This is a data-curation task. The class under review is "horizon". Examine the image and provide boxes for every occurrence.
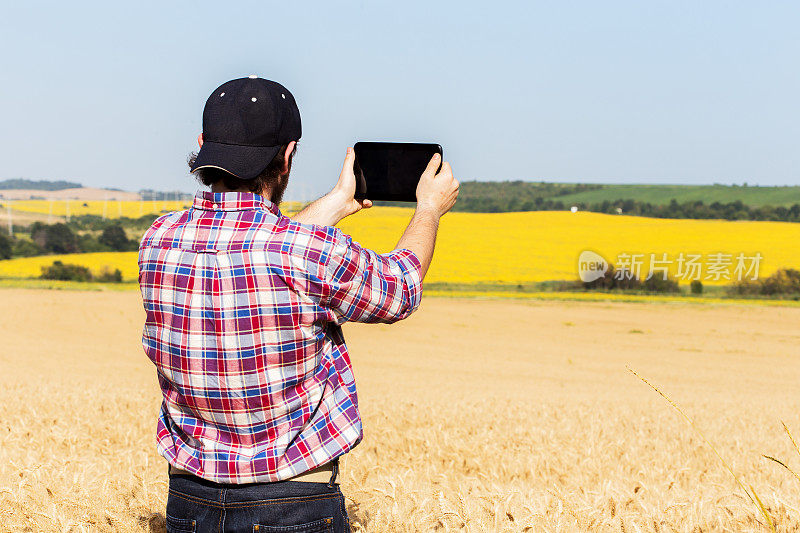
[6,177,800,198]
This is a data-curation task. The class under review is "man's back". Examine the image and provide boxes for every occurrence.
[144,76,457,531]
[138,190,423,483]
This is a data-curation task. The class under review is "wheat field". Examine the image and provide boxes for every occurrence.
[1,288,799,532]
[3,207,800,285]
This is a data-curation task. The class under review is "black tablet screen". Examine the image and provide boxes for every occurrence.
[353,142,442,202]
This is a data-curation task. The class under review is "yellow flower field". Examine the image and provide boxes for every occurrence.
[0,207,798,285]
[338,207,800,285]
[7,200,189,218]
[0,252,140,281]
[3,199,304,219]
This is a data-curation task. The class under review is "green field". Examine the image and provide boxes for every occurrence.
[552,184,800,207]
[438,181,800,214]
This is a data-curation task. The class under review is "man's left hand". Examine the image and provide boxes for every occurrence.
[291,147,372,226]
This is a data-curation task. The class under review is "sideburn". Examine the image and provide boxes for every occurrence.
[269,171,290,205]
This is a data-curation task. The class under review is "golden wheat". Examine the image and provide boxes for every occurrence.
[1,289,799,531]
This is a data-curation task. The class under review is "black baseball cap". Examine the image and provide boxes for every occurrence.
[190,76,302,180]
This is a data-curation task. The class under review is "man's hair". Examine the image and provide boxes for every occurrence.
[188,144,297,193]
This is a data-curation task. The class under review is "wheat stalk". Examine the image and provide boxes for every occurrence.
[627,366,775,532]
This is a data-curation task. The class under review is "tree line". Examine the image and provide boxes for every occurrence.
[576,198,800,222]
[0,214,157,260]
[375,181,800,221]
[405,194,800,222]
[0,178,82,190]
[571,264,800,298]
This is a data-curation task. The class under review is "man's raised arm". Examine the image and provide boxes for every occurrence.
[394,153,459,281]
[313,151,459,325]
[291,148,372,227]
[292,148,459,282]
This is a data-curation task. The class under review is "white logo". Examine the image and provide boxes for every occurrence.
[578,250,608,282]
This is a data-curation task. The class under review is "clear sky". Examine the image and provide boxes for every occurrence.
[1,1,799,199]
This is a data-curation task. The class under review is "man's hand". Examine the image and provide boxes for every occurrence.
[291,147,372,226]
[415,153,459,218]
[329,147,373,218]
[394,154,459,280]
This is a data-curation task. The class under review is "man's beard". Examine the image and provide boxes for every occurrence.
[269,173,289,205]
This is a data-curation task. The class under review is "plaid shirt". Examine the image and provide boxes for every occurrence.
[138,190,423,483]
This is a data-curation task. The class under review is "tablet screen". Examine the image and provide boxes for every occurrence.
[354,142,442,202]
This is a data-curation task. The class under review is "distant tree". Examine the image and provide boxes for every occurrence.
[582,264,642,291]
[40,260,93,281]
[0,232,11,260]
[31,223,78,254]
[96,267,123,282]
[12,238,43,257]
[760,268,800,296]
[728,268,800,297]
[99,224,130,251]
[690,280,703,295]
[667,199,681,217]
[76,233,106,253]
[643,275,679,293]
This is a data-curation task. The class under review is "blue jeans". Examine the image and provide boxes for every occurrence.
[165,461,351,533]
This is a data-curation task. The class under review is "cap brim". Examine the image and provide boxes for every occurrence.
[190,140,281,180]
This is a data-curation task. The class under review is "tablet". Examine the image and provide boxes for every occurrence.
[353,142,443,202]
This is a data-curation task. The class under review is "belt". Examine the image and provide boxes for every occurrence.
[168,458,339,485]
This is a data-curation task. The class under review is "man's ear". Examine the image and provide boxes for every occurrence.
[198,133,204,148]
[282,141,296,173]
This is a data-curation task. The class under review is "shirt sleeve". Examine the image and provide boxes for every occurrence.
[319,226,424,325]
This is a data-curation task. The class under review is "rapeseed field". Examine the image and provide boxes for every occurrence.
[7,200,189,218]
[0,252,140,281]
[1,207,798,285]
[339,208,799,286]
[4,199,305,219]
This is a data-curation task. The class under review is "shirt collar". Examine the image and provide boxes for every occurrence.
[192,190,282,216]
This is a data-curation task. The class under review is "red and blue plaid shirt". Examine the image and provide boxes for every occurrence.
[138,190,423,483]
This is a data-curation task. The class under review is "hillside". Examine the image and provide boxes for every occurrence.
[6,179,800,217]
[0,188,141,201]
[553,183,800,207]
[371,181,800,220]
[0,179,82,190]
[451,181,800,208]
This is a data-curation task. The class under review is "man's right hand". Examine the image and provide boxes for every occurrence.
[415,154,459,217]
[393,154,459,281]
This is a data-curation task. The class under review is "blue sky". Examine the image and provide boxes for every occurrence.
[1,1,799,199]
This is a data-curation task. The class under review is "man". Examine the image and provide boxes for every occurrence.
[137,76,459,532]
